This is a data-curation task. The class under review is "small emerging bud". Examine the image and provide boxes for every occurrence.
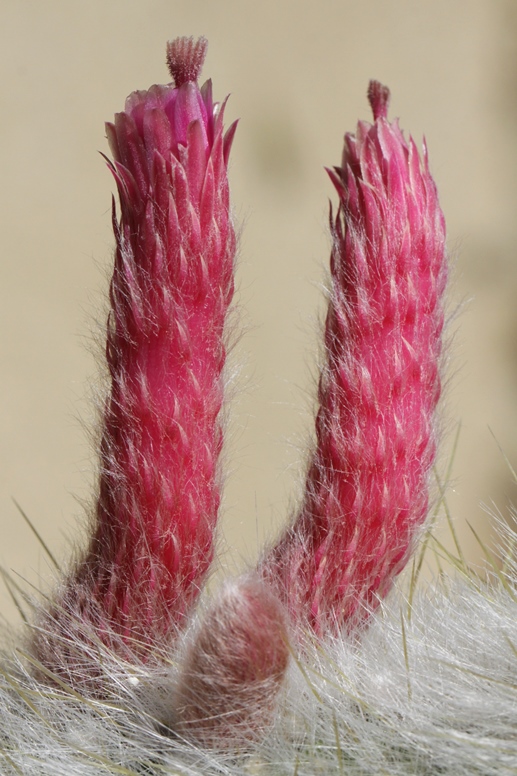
[170,578,289,749]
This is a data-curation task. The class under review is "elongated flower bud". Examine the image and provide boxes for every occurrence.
[261,81,447,634]
[37,37,237,660]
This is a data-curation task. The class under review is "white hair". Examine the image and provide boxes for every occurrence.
[1,514,516,775]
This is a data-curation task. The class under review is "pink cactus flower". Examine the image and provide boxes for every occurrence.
[35,37,237,662]
[260,81,447,634]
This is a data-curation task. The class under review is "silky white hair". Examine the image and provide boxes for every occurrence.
[1,513,517,775]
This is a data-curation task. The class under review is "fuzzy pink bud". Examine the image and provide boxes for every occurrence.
[261,81,447,634]
[36,37,238,663]
[170,578,289,749]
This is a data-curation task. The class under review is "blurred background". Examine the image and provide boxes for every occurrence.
[1,0,517,624]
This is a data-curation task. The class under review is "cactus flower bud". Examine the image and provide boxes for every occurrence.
[171,578,289,749]
[36,37,237,664]
[261,81,447,634]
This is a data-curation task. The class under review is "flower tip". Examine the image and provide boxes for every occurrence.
[367,79,391,121]
[166,35,208,87]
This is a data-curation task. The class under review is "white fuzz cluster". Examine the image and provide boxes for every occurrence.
[1,523,517,775]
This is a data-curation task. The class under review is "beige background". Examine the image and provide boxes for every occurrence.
[1,0,517,625]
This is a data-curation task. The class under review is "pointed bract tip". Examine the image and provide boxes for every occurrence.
[367,80,391,121]
[166,36,208,87]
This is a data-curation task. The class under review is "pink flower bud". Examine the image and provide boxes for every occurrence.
[170,578,289,749]
[261,81,447,634]
[36,37,238,663]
